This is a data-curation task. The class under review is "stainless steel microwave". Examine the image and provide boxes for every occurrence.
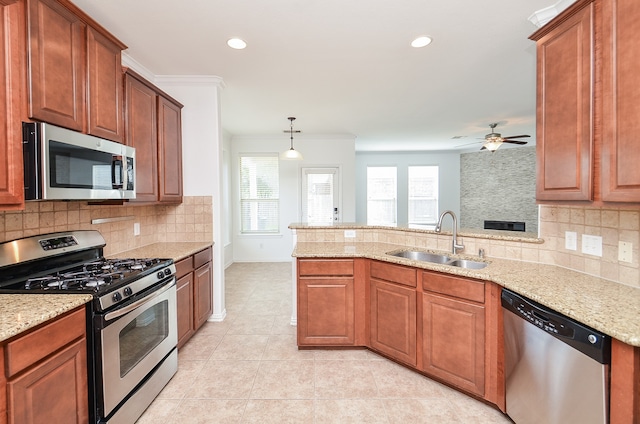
[23,122,136,201]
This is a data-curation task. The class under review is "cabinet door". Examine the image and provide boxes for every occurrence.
[194,261,212,329]
[176,272,195,349]
[157,95,183,203]
[0,0,24,209]
[533,1,594,201]
[298,278,355,345]
[422,292,485,396]
[370,278,417,366]
[600,0,640,202]
[87,26,123,142]
[124,73,158,202]
[27,0,85,131]
[7,338,88,424]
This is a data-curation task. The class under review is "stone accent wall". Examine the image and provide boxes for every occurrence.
[460,146,537,233]
[0,196,213,256]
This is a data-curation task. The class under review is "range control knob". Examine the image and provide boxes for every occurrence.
[164,268,171,276]
[112,292,122,302]
[123,286,133,297]
[157,271,165,279]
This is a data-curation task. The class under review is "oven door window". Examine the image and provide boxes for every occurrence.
[119,300,169,377]
[49,140,116,189]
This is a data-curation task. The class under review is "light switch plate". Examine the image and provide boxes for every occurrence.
[618,241,633,263]
[133,222,140,236]
[582,234,602,257]
[565,231,577,251]
[344,230,356,238]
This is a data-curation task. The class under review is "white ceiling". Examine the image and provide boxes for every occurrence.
[72,0,561,152]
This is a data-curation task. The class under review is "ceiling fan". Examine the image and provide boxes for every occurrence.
[457,123,530,152]
[480,123,530,152]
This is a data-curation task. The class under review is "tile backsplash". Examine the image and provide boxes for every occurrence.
[0,196,213,256]
[295,204,640,288]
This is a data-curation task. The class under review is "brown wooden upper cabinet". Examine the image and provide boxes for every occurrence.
[532,0,640,203]
[0,0,25,210]
[26,0,126,142]
[599,0,640,202]
[124,69,183,204]
[531,0,594,202]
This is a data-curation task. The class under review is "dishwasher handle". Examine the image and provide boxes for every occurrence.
[501,288,611,364]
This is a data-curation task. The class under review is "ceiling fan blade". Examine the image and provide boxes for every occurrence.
[503,140,528,145]
[502,134,530,140]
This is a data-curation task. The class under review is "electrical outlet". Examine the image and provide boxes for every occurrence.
[565,231,577,251]
[133,222,140,236]
[619,241,633,263]
[582,234,602,257]
[344,230,356,238]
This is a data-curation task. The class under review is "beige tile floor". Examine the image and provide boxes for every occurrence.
[137,262,513,423]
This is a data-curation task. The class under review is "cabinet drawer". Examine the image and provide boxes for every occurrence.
[175,256,193,278]
[194,246,212,268]
[422,271,484,303]
[298,259,354,277]
[370,260,417,288]
[5,307,86,377]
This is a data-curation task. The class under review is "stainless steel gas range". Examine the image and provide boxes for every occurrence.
[0,230,178,424]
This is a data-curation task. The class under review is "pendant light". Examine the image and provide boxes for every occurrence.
[281,117,303,160]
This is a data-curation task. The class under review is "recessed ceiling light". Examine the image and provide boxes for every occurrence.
[411,36,433,48]
[227,38,247,49]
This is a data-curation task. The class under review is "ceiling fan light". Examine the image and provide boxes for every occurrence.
[411,36,433,48]
[483,140,503,152]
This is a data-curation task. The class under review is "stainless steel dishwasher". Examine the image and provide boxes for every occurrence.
[501,289,610,424]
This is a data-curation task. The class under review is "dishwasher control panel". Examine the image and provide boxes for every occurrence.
[510,297,574,337]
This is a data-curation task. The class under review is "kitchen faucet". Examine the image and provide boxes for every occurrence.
[435,210,464,254]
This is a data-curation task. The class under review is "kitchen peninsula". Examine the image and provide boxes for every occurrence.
[290,223,640,423]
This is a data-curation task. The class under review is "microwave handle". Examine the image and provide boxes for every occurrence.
[111,156,123,189]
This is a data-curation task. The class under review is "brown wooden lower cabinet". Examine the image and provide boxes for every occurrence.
[3,307,88,424]
[175,246,213,349]
[176,271,195,348]
[297,258,356,346]
[421,291,485,395]
[368,260,417,365]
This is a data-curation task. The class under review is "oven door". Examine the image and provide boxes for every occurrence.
[97,278,177,418]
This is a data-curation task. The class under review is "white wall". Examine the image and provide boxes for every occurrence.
[154,74,227,322]
[231,134,356,262]
[355,151,461,227]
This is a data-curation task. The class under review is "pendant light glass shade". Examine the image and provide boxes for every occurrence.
[281,117,303,160]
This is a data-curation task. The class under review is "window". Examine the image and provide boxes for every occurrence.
[367,166,397,225]
[240,155,279,233]
[408,166,439,225]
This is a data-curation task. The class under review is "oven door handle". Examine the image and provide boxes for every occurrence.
[104,278,175,322]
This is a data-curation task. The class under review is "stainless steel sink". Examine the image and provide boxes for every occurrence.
[386,250,488,269]
[447,259,488,269]
[387,250,451,263]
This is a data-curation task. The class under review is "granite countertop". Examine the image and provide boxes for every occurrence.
[109,242,213,261]
[0,294,93,343]
[293,241,640,347]
[0,241,212,344]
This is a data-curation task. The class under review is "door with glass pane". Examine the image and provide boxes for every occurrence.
[301,168,340,224]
